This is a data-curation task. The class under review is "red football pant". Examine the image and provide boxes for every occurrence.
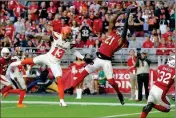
[72,69,89,88]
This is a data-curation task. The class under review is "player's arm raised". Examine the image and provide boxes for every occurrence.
[108,11,124,33]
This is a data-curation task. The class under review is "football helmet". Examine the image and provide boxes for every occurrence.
[167,54,175,68]
[1,48,11,59]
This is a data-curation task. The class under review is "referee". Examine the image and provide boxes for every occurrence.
[135,51,151,101]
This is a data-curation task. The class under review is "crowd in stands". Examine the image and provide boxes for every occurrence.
[0,1,175,52]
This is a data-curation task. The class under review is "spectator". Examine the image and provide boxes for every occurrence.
[74,37,84,48]
[162,27,173,42]
[128,35,141,48]
[127,49,138,100]
[102,14,109,33]
[37,40,49,54]
[47,2,57,15]
[85,35,95,48]
[14,17,25,34]
[71,20,79,40]
[79,20,92,43]
[156,38,167,66]
[92,13,103,34]
[13,2,26,18]
[89,1,100,15]
[14,33,22,47]
[142,36,154,48]
[4,20,15,44]
[61,11,70,25]
[39,2,47,19]
[28,2,39,21]
[69,57,86,99]
[134,12,144,37]
[135,51,151,101]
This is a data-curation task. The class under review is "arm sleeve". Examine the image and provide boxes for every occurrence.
[71,49,84,60]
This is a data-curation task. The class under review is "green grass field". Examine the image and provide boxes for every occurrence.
[1,94,175,118]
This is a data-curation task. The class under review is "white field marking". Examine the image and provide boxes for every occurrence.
[100,110,175,118]
[1,101,175,107]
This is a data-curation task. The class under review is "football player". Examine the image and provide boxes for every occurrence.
[65,8,134,105]
[11,26,94,107]
[140,54,175,118]
[0,48,26,108]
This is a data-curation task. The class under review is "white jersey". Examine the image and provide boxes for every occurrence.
[47,32,71,63]
[6,59,23,80]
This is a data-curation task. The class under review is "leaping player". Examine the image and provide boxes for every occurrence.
[140,54,175,118]
[65,8,133,105]
[11,26,94,107]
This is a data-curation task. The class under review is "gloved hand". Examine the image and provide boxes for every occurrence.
[83,57,94,65]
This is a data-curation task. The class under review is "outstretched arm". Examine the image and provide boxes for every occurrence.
[108,11,125,33]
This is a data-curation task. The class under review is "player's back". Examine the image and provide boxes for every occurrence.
[155,64,175,92]
[99,31,121,58]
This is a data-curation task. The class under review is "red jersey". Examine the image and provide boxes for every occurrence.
[69,62,86,74]
[156,43,167,55]
[0,57,11,75]
[85,39,95,48]
[127,56,137,73]
[155,65,175,93]
[47,7,56,14]
[29,3,38,21]
[13,4,25,17]
[142,40,154,48]
[51,20,61,33]
[5,25,15,40]
[99,31,121,57]
[8,0,17,10]
[93,18,103,34]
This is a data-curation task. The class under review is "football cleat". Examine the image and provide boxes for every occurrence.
[117,93,125,105]
[142,102,154,113]
[17,104,26,108]
[60,100,67,107]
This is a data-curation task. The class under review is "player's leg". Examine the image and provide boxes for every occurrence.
[154,88,171,112]
[102,60,125,105]
[0,75,13,94]
[66,58,101,95]
[137,74,143,101]
[143,74,149,100]
[15,77,27,108]
[49,63,66,107]
[140,87,155,118]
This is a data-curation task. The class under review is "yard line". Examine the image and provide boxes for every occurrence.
[1,101,175,107]
[100,110,175,118]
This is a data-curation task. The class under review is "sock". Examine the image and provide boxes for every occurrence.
[140,111,149,118]
[108,79,120,94]
[78,89,82,99]
[76,89,79,98]
[72,70,89,88]
[21,58,34,65]
[153,104,170,112]
[135,90,138,100]
[1,86,12,94]
[57,78,64,99]
[18,90,26,104]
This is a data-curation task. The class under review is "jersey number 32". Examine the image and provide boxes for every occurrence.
[157,70,172,84]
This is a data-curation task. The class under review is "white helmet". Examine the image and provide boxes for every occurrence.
[167,55,175,68]
[1,48,11,59]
